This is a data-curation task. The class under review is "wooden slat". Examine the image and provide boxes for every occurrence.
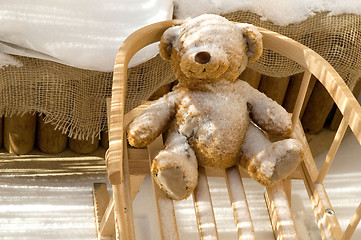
[290,71,312,126]
[265,182,299,240]
[316,117,348,183]
[193,166,219,240]
[291,120,319,182]
[93,183,115,239]
[99,199,115,238]
[112,135,136,240]
[112,184,130,240]
[341,203,361,240]
[330,80,361,131]
[225,166,256,240]
[147,136,179,240]
[301,162,343,240]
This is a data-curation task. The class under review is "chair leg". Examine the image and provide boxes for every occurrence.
[93,175,143,240]
[93,183,115,240]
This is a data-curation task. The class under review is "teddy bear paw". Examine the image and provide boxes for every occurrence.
[155,166,188,200]
[151,151,198,200]
[246,139,303,186]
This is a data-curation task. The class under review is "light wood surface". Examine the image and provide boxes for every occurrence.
[193,167,219,240]
[265,182,299,240]
[225,166,256,239]
[101,20,361,240]
[93,183,115,239]
[340,203,361,240]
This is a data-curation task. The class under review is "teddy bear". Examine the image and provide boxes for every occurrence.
[127,14,303,200]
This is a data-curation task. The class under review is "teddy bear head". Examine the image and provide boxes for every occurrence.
[159,14,263,88]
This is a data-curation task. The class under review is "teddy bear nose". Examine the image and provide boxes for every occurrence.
[195,51,211,64]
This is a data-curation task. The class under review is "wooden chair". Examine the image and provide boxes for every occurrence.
[93,19,361,240]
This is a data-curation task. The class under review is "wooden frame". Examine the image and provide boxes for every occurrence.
[93,19,361,240]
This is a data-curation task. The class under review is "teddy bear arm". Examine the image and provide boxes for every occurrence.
[127,94,176,148]
[245,85,292,137]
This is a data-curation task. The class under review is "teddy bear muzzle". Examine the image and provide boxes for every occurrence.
[180,49,229,79]
[194,51,211,64]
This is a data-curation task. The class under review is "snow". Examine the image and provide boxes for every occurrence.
[2,1,361,70]
[0,52,22,68]
[0,0,173,71]
[174,0,361,26]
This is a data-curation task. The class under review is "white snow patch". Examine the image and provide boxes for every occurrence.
[0,53,22,68]
[174,0,361,26]
[0,0,173,71]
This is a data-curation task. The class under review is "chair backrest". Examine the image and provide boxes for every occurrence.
[105,19,361,240]
[107,19,361,183]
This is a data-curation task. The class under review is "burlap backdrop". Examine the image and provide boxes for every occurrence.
[1,12,360,140]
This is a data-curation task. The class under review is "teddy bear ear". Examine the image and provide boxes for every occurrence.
[237,23,263,63]
[159,26,181,61]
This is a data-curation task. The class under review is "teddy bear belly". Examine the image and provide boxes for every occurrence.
[176,95,249,169]
[190,118,248,169]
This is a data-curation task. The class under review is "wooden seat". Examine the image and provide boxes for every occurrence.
[93,20,361,240]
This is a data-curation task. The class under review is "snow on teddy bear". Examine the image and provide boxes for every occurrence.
[127,14,303,200]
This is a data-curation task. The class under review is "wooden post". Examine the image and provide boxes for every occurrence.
[148,84,171,101]
[258,75,290,105]
[330,80,361,130]
[37,115,68,154]
[0,116,2,148]
[69,137,99,154]
[301,81,335,133]
[4,113,36,155]
[240,67,262,89]
[101,131,109,149]
[283,72,317,117]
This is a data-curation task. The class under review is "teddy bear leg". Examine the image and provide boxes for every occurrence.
[151,131,198,200]
[240,124,303,186]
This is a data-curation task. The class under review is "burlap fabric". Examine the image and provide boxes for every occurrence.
[1,11,360,140]
[223,11,361,91]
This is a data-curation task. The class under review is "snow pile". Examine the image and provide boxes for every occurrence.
[0,53,22,69]
[0,0,173,71]
[174,0,361,26]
